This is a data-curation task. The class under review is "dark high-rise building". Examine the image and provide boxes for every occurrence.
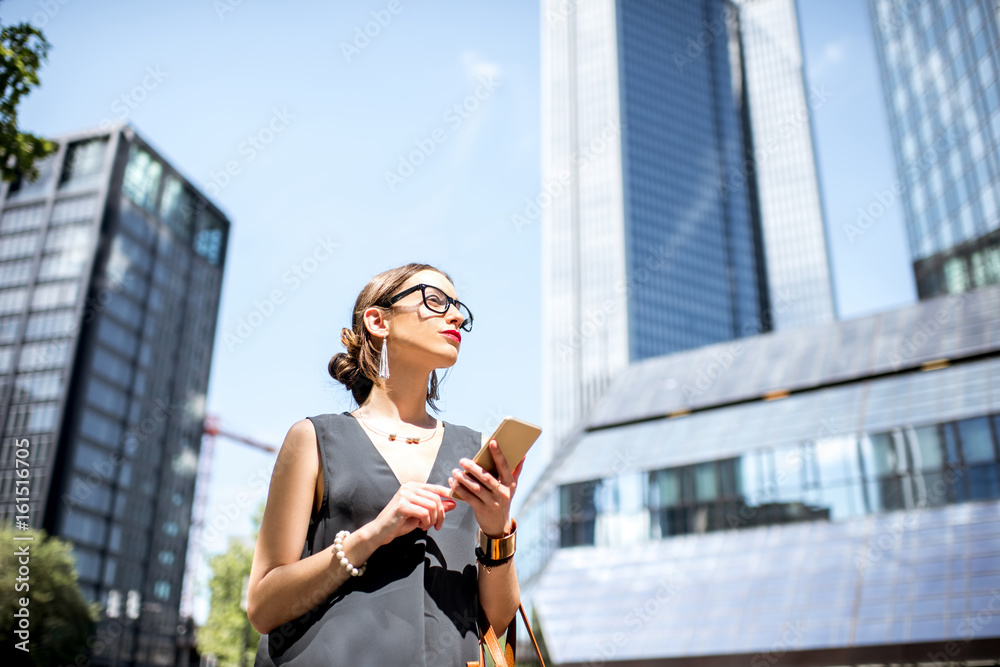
[868,0,1000,298]
[0,124,228,665]
[540,0,836,454]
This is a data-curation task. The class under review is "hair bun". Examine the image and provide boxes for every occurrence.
[340,327,360,353]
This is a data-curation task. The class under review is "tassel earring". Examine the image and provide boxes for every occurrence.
[378,335,390,380]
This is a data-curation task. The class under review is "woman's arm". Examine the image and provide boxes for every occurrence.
[247,419,456,635]
[449,440,523,633]
[246,419,373,634]
[476,518,520,633]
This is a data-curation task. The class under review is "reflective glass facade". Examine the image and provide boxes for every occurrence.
[735,0,837,328]
[542,0,835,456]
[516,285,1000,664]
[0,124,228,666]
[868,0,1000,298]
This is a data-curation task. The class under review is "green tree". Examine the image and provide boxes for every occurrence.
[197,502,264,666]
[0,525,100,666]
[0,17,57,183]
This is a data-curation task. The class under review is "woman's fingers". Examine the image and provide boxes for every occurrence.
[424,483,455,498]
[489,440,515,486]
[403,484,459,530]
[456,457,503,498]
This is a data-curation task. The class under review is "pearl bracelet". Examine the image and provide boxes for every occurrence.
[333,530,366,577]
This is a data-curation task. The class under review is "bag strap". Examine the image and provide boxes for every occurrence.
[471,603,546,667]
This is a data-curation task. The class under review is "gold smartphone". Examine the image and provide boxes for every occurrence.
[449,416,542,498]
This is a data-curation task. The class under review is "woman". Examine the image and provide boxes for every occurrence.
[248,262,522,665]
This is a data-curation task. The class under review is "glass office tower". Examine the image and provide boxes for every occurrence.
[517,284,1000,665]
[868,0,1000,298]
[541,0,835,454]
[0,124,229,666]
[735,0,838,328]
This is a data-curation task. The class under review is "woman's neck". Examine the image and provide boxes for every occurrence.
[357,366,437,427]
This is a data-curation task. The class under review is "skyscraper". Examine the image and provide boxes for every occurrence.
[868,0,1000,298]
[540,0,835,452]
[0,124,229,665]
[734,0,838,328]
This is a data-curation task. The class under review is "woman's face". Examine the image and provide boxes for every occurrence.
[375,269,466,371]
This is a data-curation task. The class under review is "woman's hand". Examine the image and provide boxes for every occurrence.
[366,482,457,547]
[449,440,525,537]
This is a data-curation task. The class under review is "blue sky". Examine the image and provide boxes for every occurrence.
[4,0,915,623]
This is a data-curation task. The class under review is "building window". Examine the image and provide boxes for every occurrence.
[558,479,599,547]
[0,204,46,233]
[17,340,71,371]
[86,376,128,419]
[30,281,79,311]
[6,155,58,202]
[5,402,59,434]
[0,288,29,315]
[0,317,20,343]
[0,232,41,261]
[161,176,195,240]
[194,208,226,266]
[80,409,122,448]
[59,137,109,192]
[60,509,107,548]
[122,145,163,214]
[0,259,34,288]
[24,310,76,340]
[70,545,102,582]
[50,196,98,226]
[153,580,171,600]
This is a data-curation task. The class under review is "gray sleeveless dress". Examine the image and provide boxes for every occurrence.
[254,411,484,666]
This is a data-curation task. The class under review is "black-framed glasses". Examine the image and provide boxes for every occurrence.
[382,283,474,332]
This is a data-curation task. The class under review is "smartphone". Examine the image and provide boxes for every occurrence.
[449,416,542,498]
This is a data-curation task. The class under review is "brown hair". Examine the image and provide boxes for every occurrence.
[328,262,455,410]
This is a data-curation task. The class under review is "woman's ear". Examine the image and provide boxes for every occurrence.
[362,306,389,338]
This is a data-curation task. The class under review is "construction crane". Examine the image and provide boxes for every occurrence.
[179,415,278,623]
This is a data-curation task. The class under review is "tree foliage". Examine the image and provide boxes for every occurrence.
[197,501,264,666]
[0,19,57,183]
[0,525,100,667]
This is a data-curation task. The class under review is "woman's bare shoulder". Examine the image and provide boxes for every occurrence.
[270,418,320,474]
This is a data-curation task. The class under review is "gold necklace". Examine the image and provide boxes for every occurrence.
[355,414,440,444]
